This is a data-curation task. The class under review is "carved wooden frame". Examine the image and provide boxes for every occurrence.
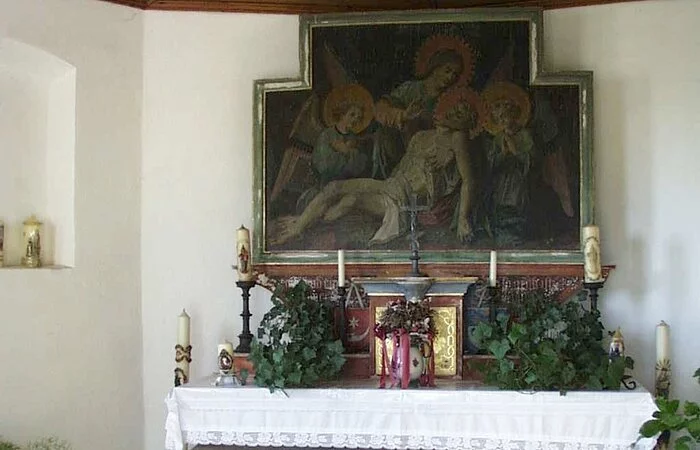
[102,0,645,14]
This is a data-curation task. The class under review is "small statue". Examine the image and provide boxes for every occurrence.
[21,215,42,268]
[609,328,625,359]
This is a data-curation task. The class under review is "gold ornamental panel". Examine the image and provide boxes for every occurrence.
[374,306,457,377]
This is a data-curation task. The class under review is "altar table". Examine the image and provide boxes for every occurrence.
[165,377,658,450]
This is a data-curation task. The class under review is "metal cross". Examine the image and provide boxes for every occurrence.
[401,193,429,276]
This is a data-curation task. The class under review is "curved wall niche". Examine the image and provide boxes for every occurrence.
[0,38,76,268]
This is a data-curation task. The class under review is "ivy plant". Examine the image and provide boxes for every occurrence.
[24,438,72,450]
[0,437,71,450]
[0,439,20,450]
[639,369,700,450]
[471,290,633,392]
[249,280,345,392]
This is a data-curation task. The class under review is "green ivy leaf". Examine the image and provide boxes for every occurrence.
[686,417,700,439]
[302,347,316,361]
[675,436,692,450]
[639,419,662,438]
[507,323,526,346]
[488,339,511,360]
[660,412,685,429]
[685,401,700,417]
[272,348,285,364]
[524,372,537,384]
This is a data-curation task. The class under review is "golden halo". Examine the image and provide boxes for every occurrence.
[434,86,485,137]
[415,35,475,87]
[481,82,532,135]
[322,83,375,134]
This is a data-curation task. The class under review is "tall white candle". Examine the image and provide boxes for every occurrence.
[655,320,671,397]
[178,309,191,347]
[489,250,497,287]
[337,250,346,287]
[582,225,602,282]
[176,309,191,385]
[656,321,670,363]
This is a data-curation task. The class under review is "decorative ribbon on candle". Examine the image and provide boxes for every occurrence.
[175,344,192,363]
[391,333,400,388]
[419,334,436,387]
[400,331,410,389]
[374,324,388,389]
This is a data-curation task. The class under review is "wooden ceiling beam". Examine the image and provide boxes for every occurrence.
[100,0,645,14]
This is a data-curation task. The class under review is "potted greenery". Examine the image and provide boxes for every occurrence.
[471,290,633,392]
[249,280,345,392]
[639,369,700,450]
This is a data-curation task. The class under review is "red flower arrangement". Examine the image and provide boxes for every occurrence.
[374,297,437,389]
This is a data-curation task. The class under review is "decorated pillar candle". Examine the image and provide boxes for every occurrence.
[217,340,234,375]
[175,309,192,386]
[655,320,671,397]
[21,215,42,268]
[337,249,346,287]
[488,250,497,287]
[582,225,602,282]
[236,225,254,281]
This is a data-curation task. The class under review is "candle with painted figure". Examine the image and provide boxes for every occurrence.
[337,249,345,287]
[582,225,602,282]
[236,225,254,281]
[217,340,234,374]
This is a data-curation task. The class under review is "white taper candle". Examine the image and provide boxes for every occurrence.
[337,250,345,287]
[489,250,497,287]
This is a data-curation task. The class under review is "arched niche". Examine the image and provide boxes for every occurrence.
[0,37,76,268]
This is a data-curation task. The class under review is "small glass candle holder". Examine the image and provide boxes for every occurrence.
[21,215,42,268]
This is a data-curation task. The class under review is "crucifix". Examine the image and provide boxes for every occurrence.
[401,193,430,277]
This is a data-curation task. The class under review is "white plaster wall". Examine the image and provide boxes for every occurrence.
[544,0,700,404]
[0,1,143,449]
[141,11,297,450]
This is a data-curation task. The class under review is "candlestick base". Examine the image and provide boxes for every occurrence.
[486,285,500,323]
[583,280,605,311]
[235,280,257,353]
[212,372,242,387]
[335,286,348,345]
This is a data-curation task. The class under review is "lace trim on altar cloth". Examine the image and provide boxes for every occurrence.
[180,431,655,450]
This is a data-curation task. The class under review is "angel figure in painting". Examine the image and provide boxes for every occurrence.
[313,84,375,185]
[272,86,484,246]
[374,35,475,177]
[481,81,536,245]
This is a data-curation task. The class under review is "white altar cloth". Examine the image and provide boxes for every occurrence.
[165,377,658,450]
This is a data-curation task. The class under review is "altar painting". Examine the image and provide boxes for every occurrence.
[254,9,593,264]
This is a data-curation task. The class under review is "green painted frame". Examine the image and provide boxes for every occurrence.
[253,8,594,266]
